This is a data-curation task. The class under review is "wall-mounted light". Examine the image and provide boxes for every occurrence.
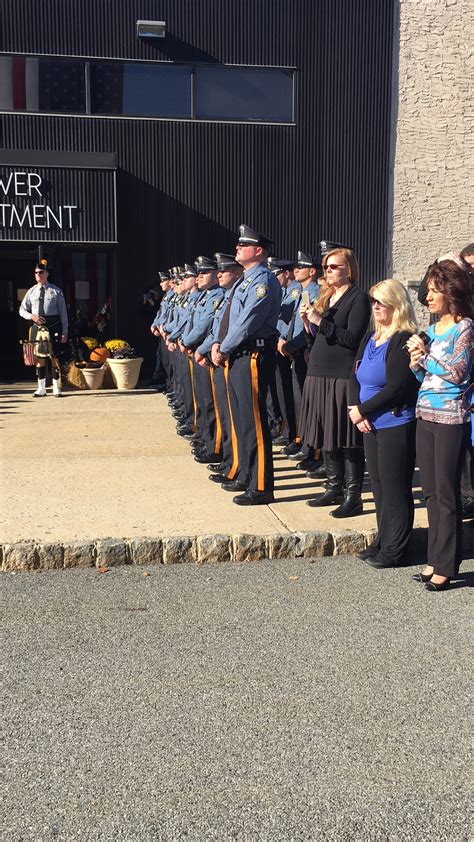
[136,20,166,39]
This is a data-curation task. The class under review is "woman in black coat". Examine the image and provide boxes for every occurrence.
[348,279,419,568]
[299,245,371,517]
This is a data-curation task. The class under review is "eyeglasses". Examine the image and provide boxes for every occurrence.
[370,298,388,307]
[326,263,347,271]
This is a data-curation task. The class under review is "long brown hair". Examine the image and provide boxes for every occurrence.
[314,248,360,315]
[428,260,473,319]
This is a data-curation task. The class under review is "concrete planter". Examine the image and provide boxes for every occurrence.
[106,357,143,390]
[81,366,106,390]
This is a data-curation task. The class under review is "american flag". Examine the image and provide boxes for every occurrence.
[0,55,85,112]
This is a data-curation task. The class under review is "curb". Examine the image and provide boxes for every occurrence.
[2,524,473,572]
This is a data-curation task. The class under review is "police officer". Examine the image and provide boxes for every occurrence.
[280,251,321,467]
[195,253,243,483]
[269,257,300,446]
[19,258,68,397]
[181,256,224,461]
[168,265,201,437]
[150,270,173,391]
[211,225,281,505]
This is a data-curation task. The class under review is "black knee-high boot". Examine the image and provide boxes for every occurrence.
[306,449,344,507]
[331,447,365,518]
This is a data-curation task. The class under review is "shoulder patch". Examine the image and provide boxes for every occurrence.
[212,299,220,310]
[291,288,300,299]
[255,284,268,299]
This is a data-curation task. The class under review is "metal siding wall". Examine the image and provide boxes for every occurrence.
[0,0,394,289]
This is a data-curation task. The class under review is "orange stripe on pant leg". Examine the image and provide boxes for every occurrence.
[224,360,239,480]
[209,367,222,454]
[188,357,197,431]
[250,353,265,492]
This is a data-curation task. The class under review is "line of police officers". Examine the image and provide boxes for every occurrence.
[150,224,338,506]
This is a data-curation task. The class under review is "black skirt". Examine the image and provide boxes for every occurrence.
[298,374,362,451]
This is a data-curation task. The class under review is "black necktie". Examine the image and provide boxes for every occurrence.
[38,286,46,318]
[217,280,240,343]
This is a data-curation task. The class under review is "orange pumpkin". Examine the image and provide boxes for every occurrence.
[89,347,110,363]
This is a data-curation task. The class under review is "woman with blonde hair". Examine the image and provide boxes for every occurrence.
[299,242,371,517]
[348,279,419,567]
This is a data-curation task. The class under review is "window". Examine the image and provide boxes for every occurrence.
[0,55,86,112]
[90,62,192,117]
[195,66,293,122]
[0,55,294,124]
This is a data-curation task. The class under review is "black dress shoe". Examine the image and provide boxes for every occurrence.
[297,458,322,471]
[306,465,327,479]
[207,463,225,472]
[233,490,275,506]
[288,449,307,461]
[281,441,300,455]
[412,571,433,583]
[462,497,474,519]
[425,578,451,591]
[365,553,396,569]
[358,543,380,560]
[222,480,247,492]
[209,473,228,483]
[194,453,219,464]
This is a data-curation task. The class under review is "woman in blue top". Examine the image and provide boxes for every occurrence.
[349,279,419,568]
[406,260,473,591]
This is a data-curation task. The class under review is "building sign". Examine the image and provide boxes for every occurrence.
[0,160,117,244]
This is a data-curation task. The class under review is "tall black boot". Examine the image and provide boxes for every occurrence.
[306,450,344,507]
[331,447,364,518]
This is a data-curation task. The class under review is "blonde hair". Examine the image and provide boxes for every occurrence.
[368,278,418,338]
[314,248,360,315]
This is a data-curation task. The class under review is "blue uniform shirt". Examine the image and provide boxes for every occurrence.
[196,283,239,356]
[20,282,68,334]
[284,279,320,354]
[152,288,174,328]
[182,285,224,349]
[168,289,202,341]
[277,280,302,339]
[219,263,281,355]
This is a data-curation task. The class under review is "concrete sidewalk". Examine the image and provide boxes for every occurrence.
[2,380,466,570]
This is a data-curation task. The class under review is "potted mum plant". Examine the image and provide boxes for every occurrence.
[104,340,143,390]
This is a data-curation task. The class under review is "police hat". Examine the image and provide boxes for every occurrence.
[214,253,241,271]
[35,257,50,272]
[267,256,294,275]
[237,224,273,251]
[319,240,352,256]
[177,266,186,279]
[296,251,321,270]
[195,255,217,273]
[159,271,170,282]
[184,263,198,278]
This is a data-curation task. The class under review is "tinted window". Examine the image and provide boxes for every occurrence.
[195,67,293,122]
[0,56,86,113]
[90,62,192,117]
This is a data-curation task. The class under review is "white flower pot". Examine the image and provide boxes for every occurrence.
[81,366,106,390]
[106,357,143,390]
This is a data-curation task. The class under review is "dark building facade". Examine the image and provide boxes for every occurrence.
[0,0,395,377]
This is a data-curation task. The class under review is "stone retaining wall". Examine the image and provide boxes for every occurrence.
[2,525,473,571]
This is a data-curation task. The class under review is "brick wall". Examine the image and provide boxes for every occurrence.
[390,0,473,286]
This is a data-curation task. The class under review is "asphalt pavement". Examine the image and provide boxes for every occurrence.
[2,556,472,840]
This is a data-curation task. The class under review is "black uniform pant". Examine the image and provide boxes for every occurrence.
[416,419,469,578]
[153,338,172,386]
[227,350,275,492]
[213,365,234,474]
[193,360,218,454]
[363,421,416,565]
[275,354,296,441]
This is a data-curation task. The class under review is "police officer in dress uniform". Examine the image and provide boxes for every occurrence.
[211,225,281,506]
[279,251,321,468]
[19,258,68,397]
[269,257,300,446]
[168,265,201,437]
[195,254,243,483]
[181,256,224,462]
[151,270,173,391]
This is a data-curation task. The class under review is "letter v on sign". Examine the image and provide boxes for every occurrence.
[0,173,14,195]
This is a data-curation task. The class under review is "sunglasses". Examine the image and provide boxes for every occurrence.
[369,297,388,307]
[326,263,347,271]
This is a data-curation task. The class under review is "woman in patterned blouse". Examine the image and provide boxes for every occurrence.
[406,260,473,591]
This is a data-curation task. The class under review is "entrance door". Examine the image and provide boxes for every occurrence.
[0,245,38,380]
